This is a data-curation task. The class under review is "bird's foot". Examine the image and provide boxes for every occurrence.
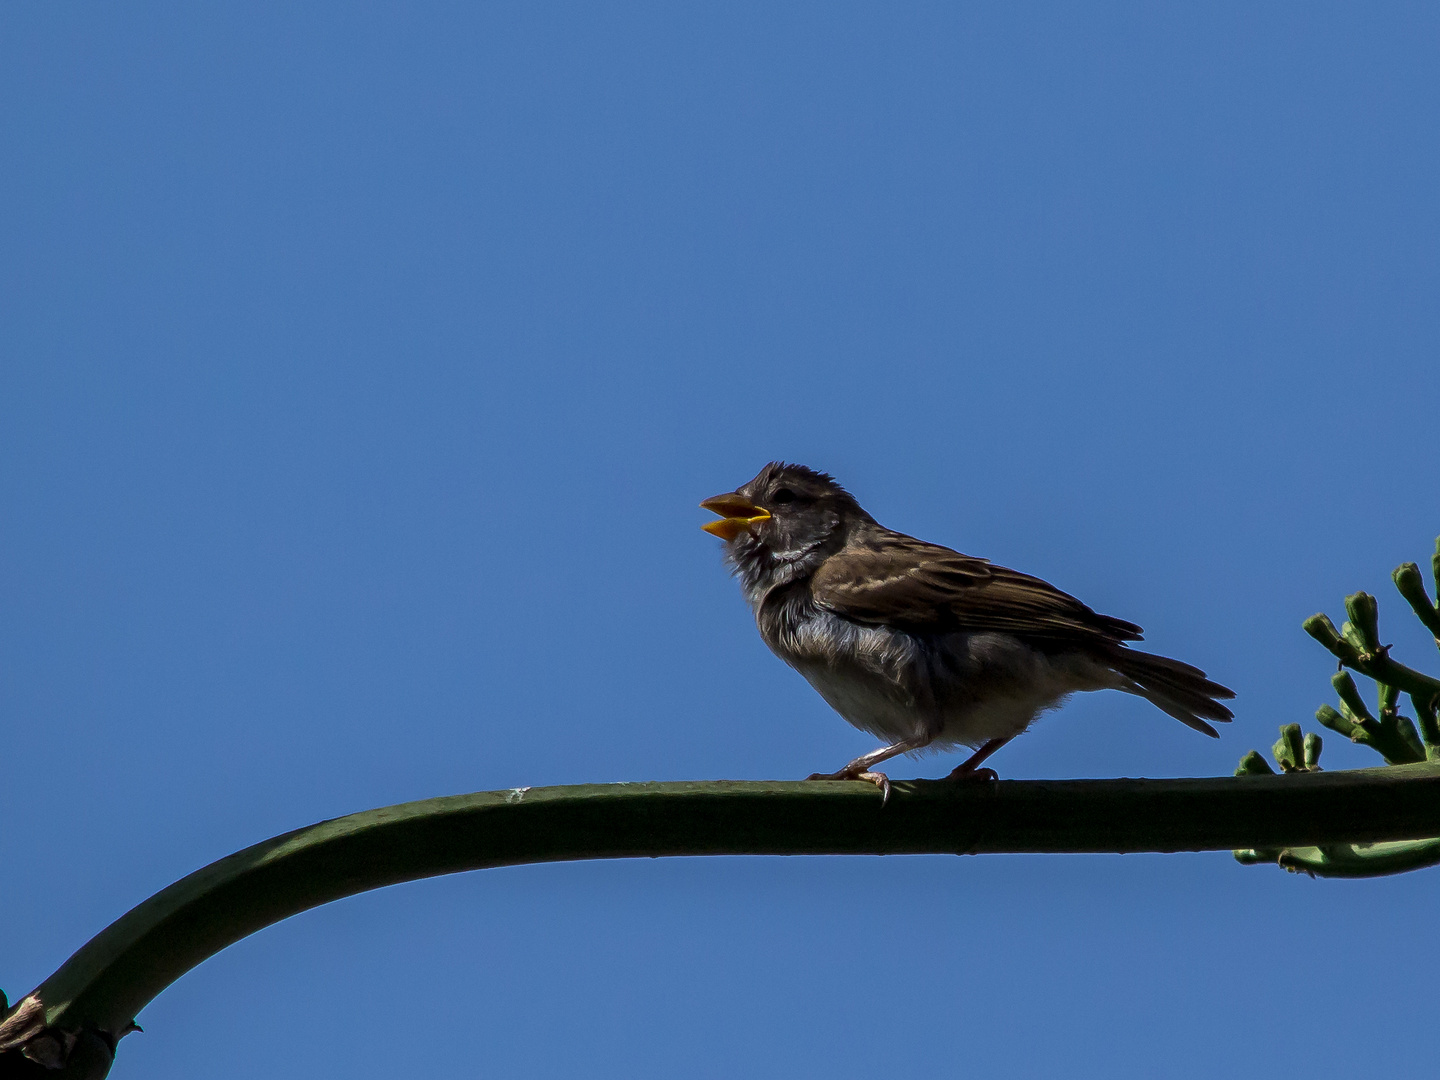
[944,736,1012,782]
[946,764,998,783]
[806,769,892,804]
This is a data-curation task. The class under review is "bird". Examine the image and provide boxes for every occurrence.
[700,462,1234,797]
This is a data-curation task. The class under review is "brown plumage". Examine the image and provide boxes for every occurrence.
[811,533,1145,642]
[702,462,1235,792]
[809,526,1232,736]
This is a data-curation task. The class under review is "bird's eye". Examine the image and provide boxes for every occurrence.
[771,488,796,504]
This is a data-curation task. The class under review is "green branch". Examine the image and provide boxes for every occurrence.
[1236,534,1440,878]
[7,767,1440,1076]
[1304,610,1440,709]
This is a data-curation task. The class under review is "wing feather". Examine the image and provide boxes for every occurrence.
[810,531,1144,645]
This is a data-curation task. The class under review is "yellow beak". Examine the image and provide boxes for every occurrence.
[700,493,772,541]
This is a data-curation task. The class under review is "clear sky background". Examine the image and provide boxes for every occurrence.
[3,4,1439,1077]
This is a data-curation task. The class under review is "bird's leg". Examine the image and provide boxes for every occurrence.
[946,736,1014,782]
[807,734,933,803]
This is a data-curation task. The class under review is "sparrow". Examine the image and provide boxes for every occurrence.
[701,462,1234,795]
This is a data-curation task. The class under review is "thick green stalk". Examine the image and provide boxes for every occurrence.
[7,766,1440,1078]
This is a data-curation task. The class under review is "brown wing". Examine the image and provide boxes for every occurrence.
[810,530,1144,645]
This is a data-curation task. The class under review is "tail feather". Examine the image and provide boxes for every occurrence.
[1109,648,1235,738]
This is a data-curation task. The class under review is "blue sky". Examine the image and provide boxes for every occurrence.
[3,4,1439,1077]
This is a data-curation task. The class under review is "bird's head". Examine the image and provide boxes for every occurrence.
[701,463,868,576]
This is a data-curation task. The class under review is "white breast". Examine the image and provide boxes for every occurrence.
[787,624,1107,752]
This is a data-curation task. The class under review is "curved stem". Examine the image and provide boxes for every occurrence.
[7,765,1440,1073]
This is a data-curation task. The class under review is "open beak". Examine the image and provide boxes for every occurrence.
[700,493,771,541]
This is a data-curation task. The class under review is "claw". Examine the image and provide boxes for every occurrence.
[805,769,892,804]
[856,771,892,804]
[947,765,998,782]
[945,736,1013,781]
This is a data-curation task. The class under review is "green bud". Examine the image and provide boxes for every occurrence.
[1413,690,1440,751]
[1393,561,1440,641]
[1332,671,1376,724]
[1304,612,1341,647]
[1394,715,1426,764]
[1341,621,1368,653]
[1303,731,1323,770]
[1273,723,1305,771]
[1234,749,1275,776]
[1344,592,1382,652]
[1304,613,1360,663]
[1394,561,1432,609]
[1378,681,1400,718]
[1315,704,1358,739]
